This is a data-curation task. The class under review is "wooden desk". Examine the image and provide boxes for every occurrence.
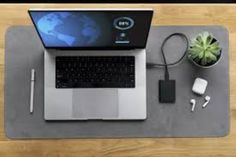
[0,4,236,157]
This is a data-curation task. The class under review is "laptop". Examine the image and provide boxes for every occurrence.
[28,8,153,120]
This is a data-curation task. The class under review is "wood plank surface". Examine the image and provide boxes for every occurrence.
[0,4,236,157]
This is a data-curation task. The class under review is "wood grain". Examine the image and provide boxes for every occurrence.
[0,4,236,157]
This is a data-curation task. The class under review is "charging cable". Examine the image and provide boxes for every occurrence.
[147,33,189,103]
[147,33,189,80]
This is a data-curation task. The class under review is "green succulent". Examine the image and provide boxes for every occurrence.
[188,32,221,66]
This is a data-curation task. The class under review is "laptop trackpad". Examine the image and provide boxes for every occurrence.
[72,89,119,119]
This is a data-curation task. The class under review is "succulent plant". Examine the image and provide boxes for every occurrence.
[188,32,221,66]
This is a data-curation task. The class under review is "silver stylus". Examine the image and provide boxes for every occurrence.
[30,69,35,114]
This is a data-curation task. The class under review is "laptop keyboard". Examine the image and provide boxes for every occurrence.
[56,56,135,88]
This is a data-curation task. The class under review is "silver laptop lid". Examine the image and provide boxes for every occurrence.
[28,8,153,50]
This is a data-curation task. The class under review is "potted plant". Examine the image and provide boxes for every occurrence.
[188,31,222,68]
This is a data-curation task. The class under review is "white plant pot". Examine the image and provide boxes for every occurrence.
[189,49,222,69]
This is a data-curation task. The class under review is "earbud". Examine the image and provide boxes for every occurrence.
[202,96,210,108]
[190,99,196,112]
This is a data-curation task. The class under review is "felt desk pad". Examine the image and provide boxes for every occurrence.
[4,26,229,139]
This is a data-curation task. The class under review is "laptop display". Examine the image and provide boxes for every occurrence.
[29,10,153,50]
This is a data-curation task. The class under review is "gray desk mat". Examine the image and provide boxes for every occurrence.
[5,26,230,139]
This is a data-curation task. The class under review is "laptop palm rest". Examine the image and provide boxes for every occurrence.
[72,89,119,119]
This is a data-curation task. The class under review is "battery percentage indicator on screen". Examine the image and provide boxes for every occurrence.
[113,17,134,30]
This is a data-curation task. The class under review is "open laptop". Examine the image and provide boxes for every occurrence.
[28,8,153,120]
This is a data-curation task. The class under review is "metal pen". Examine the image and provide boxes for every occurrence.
[30,69,35,114]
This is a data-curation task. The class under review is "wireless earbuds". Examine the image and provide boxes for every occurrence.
[190,99,196,112]
[190,95,211,112]
[202,96,211,108]
[190,99,196,105]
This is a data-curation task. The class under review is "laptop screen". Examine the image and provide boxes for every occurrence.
[28,9,153,50]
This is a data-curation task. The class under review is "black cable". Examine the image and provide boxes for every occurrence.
[147,33,189,80]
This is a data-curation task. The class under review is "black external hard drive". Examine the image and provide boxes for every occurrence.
[159,80,176,103]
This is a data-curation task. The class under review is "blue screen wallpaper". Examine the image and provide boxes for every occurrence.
[29,11,153,48]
